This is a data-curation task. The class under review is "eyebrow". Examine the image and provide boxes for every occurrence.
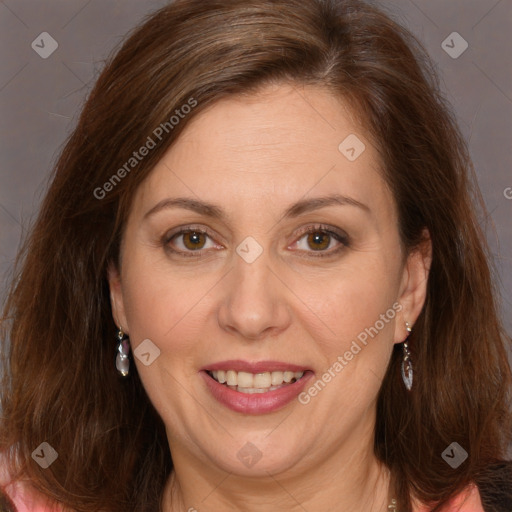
[143,194,371,221]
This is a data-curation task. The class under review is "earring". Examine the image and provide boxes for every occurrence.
[401,321,413,391]
[115,327,130,377]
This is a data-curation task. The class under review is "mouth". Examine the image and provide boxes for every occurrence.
[200,360,314,414]
[206,369,307,394]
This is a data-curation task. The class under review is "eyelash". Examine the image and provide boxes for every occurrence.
[162,223,349,259]
[290,224,349,258]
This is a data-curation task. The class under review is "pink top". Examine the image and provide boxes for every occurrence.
[1,474,484,512]
[1,478,62,512]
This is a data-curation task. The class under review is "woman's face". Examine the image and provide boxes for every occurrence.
[109,83,429,480]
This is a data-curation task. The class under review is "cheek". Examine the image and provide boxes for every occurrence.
[119,257,212,420]
[120,253,218,362]
[297,258,400,353]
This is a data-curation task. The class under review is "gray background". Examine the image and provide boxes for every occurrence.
[1,0,511,338]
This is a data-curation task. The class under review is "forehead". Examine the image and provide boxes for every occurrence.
[130,83,394,225]
[176,83,366,163]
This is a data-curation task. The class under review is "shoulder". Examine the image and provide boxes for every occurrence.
[414,483,484,512]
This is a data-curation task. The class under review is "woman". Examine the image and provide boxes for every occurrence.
[1,0,511,510]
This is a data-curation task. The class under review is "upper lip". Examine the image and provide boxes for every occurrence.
[201,359,310,373]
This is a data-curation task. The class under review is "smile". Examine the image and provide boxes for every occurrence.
[207,370,305,393]
[201,362,314,414]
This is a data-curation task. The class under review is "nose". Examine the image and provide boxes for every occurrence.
[217,250,292,341]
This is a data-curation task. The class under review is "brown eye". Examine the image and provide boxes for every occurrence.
[306,231,331,251]
[292,225,349,257]
[181,231,207,250]
[163,227,221,257]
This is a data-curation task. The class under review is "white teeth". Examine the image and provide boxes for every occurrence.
[209,370,305,390]
[237,371,253,388]
[253,372,271,388]
[283,371,294,383]
[237,387,268,394]
[271,371,284,386]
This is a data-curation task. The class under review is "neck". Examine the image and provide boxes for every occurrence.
[161,439,394,512]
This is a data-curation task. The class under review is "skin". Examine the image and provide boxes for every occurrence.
[109,82,432,512]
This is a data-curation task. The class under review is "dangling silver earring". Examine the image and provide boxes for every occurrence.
[115,327,130,377]
[401,321,413,391]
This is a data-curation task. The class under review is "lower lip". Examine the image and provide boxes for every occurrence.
[200,370,314,415]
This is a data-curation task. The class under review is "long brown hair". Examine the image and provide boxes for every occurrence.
[1,1,511,510]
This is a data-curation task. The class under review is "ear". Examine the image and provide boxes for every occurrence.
[107,262,129,334]
[394,229,432,344]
